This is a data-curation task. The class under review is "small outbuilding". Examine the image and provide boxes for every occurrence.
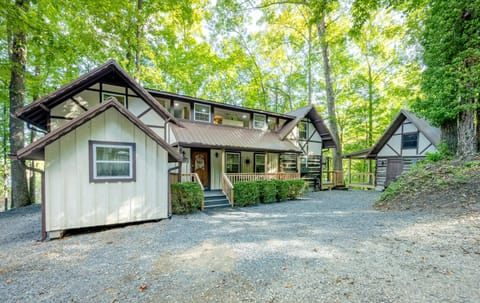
[16,99,183,239]
[367,109,441,190]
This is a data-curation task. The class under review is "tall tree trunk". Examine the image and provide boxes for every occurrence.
[317,16,342,171]
[135,0,143,82]
[476,106,480,152]
[307,23,313,105]
[8,0,30,208]
[457,105,477,160]
[367,60,374,147]
[441,119,458,154]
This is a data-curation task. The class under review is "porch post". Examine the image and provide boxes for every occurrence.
[265,152,268,174]
[221,149,225,173]
[348,157,352,187]
[297,153,301,176]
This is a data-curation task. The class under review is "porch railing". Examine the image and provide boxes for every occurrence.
[225,173,300,183]
[347,172,376,190]
[170,173,205,210]
[222,173,234,207]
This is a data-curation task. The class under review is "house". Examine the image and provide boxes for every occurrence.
[366,109,441,190]
[14,60,336,239]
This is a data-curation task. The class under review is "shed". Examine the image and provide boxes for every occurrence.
[367,109,441,190]
[16,98,183,239]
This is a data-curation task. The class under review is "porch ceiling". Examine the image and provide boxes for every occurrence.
[171,120,302,153]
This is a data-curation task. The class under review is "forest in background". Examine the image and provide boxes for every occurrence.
[1,0,479,208]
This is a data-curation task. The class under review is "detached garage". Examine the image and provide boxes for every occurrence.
[16,98,183,239]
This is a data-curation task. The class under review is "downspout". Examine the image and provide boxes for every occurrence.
[11,155,47,241]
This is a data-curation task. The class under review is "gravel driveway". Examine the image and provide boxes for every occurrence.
[1,190,479,302]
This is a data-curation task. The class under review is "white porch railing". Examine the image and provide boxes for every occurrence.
[222,173,234,207]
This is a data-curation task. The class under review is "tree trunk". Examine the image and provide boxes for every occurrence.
[441,119,458,154]
[8,0,30,208]
[476,107,480,152]
[135,0,143,82]
[457,106,477,160]
[317,16,343,171]
[367,61,374,147]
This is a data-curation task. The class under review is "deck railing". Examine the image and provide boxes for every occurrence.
[170,173,205,210]
[322,170,345,189]
[347,172,376,190]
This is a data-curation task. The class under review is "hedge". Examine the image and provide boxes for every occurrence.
[233,181,259,207]
[287,179,306,200]
[274,180,289,202]
[256,180,277,203]
[171,182,203,214]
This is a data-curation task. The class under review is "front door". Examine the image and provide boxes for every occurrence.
[386,158,403,187]
[191,150,209,189]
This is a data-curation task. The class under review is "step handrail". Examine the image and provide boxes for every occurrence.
[222,173,234,207]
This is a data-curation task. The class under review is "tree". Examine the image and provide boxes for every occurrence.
[414,0,480,158]
[7,0,30,207]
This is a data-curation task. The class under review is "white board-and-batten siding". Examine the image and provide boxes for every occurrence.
[45,107,169,232]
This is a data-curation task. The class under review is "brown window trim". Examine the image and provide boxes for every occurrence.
[89,140,136,183]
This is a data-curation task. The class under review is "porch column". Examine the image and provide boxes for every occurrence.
[297,153,301,175]
[348,157,352,187]
[221,149,225,173]
[265,152,268,174]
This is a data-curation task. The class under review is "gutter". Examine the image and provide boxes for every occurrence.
[10,154,47,241]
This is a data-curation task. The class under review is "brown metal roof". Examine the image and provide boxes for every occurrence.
[15,60,179,130]
[367,109,441,158]
[16,98,183,162]
[171,120,302,153]
[279,105,336,148]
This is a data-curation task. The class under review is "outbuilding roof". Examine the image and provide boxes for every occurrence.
[171,120,302,153]
[15,98,183,162]
[15,60,179,131]
[367,109,441,158]
[279,105,337,148]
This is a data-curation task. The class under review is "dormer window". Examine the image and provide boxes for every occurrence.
[253,113,266,130]
[194,103,211,122]
[298,122,308,140]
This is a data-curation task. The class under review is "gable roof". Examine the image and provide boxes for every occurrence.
[15,59,179,131]
[171,120,302,153]
[279,105,336,148]
[15,98,183,162]
[367,109,441,158]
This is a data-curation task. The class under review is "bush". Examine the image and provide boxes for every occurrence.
[274,180,289,202]
[171,182,203,214]
[233,181,259,207]
[256,180,277,203]
[287,179,306,200]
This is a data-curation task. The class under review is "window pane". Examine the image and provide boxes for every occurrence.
[194,104,210,122]
[299,122,307,140]
[102,93,125,105]
[96,147,130,161]
[402,133,418,149]
[253,114,266,129]
[96,162,130,177]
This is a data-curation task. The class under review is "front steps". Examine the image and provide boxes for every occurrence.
[203,190,230,210]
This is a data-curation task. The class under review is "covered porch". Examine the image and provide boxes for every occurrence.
[342,149,376,190]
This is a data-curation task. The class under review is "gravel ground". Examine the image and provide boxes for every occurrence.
[1,190,480,303]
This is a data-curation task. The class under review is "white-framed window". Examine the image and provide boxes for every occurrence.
[89,141,135,182]
[194,103,211,122]
[253,113,266,130]
[102,92,126,106]
[225,152,241,173]
[298,121,308,140]
[254,153,265,173]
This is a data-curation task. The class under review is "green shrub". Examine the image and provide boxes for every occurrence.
[233,181,259,207]
[274,180,289,202]
[287,179,306,200]
[171,182,203,214]
[256,180,277,203]
[425,143,452,163]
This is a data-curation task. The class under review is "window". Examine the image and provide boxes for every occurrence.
[194,103,211,122]
[267,117,276,130]
[89,141,135,182]
[254,153,265,173]
[102,93,125,106]
[253,113,266,130]
[226,152,241,173]
[402,133,418,149]
[298,121,308,140]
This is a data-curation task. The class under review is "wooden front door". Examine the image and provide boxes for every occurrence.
[191,150,209,189]
[386,158,403,187]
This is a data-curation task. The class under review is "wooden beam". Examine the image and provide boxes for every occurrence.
[71,97,88,112]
